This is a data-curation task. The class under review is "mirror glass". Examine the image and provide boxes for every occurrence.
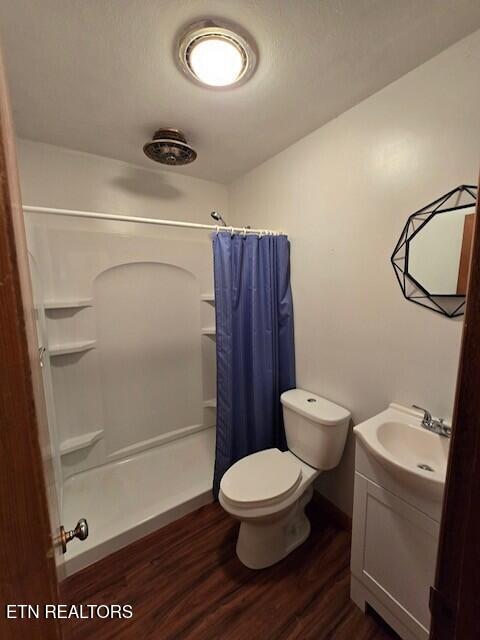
[391,185,477,318]
[408,207,476,296]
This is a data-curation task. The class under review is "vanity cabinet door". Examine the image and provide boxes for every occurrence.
[351,473,439,638]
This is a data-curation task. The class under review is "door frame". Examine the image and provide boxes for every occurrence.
[0,51,62,639]
[430,178,480,640]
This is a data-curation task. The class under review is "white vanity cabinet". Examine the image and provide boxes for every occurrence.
[350,431,443,640]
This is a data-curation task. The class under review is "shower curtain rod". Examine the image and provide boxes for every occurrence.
[23,205,282,236]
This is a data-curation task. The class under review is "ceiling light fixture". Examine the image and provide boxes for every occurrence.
[178,21,256,88]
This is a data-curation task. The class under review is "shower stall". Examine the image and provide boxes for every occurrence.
[26,204,278,576]
[26,207,219,575]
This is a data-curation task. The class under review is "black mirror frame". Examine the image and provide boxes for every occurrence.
[391,185,478,318]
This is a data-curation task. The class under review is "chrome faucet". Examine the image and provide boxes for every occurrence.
[412,405,452,438]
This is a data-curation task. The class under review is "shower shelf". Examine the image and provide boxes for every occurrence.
[203,398,217,408]
[201,327,216,336]
[44,298,93,310]
[60,429,104,456]
[49,339,97,356]
[201,293,215,304]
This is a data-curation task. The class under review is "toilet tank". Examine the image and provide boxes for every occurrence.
[281,389,351,470]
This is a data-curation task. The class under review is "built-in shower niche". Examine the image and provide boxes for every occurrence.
[50,349,103,455]
[46,303,103,466]
[94,261,204,457]
[201,291,216,417]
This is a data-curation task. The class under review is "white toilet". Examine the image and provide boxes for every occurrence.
[219,388,351,569]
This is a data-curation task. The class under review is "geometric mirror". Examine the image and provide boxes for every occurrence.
[391,185,477,318]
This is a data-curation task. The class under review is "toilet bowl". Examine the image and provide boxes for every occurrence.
[219,388,350,569]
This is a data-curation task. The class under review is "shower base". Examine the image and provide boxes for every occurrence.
[62,426,215,576]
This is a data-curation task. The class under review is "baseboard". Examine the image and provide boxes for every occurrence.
[311,490,352,531]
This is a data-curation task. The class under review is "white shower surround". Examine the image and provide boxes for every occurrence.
[62,426,215,575]
[26,212,219,574]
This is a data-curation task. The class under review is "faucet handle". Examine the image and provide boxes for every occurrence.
[412,404,432,424]
[442,424,452,437]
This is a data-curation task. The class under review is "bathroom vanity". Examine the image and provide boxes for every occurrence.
[350,404,450,640]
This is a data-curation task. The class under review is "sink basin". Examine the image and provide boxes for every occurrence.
[354,404,450,502]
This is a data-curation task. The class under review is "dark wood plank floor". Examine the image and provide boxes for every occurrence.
[62,500,399,640]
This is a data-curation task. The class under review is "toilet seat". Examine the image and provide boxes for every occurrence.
[220,448,302,508]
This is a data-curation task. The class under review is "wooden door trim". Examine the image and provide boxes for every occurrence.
[430,180,480,639]
[0,50,62,639]
[456,213,474,295]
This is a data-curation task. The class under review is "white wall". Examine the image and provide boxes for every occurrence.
[229,30,480,515]
[16,138,228,222]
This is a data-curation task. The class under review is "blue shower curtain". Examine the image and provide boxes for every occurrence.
[212,232,296,497]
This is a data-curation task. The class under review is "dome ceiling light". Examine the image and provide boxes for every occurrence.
[178,21,256,88]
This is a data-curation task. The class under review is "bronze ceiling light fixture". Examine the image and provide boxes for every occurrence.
[143,129,197,165]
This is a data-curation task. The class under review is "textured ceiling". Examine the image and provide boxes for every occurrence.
[1,0,480,184]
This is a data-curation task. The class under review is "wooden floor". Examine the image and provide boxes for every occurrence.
[62,500,399,640]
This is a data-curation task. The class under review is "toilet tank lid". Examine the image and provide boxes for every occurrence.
[281,389,350,426]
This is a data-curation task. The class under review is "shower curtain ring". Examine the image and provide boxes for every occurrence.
[230,226,234,236]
